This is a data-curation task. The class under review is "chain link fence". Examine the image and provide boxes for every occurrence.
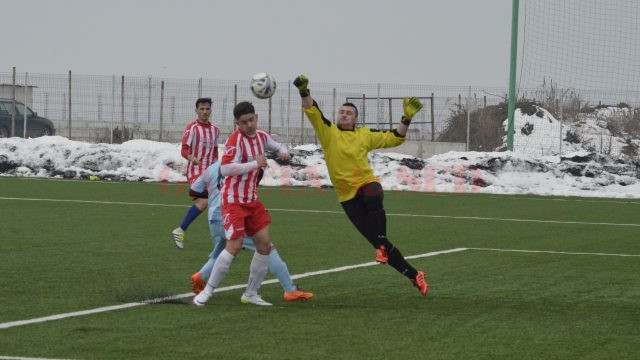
[2,69,637,159]
[0,70,508,145]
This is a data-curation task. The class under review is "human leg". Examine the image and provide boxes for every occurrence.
[192,221,227,293]
[173,196,208,248]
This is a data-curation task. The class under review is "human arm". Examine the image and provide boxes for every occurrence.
[264,133,291,161]
[293,75,313,109]
[395,97,423,137]
[180,126,199,164]
[219,140,268,177]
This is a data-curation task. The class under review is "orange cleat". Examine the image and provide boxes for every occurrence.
[375,245,388,264]
[191,272,205,295]
[412,271,429,297]
[283,288,314,301]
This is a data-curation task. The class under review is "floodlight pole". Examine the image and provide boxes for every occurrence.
[507,0,519,151]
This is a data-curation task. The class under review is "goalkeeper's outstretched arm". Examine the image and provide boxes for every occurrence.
[293,75,314,109]
[396,97,424,137]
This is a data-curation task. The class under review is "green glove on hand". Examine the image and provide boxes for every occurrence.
[403,97,423,120]
[293,75,310,97]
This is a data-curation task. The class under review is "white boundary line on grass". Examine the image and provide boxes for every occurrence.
[469,247,640,257]
[1,196,640,228]
[0,248,467,330]
[0,356,76,360]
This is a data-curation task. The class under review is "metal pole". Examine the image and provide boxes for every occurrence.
[11,67,16,137]
[388,98,392,130]
[147,76,152,123]
[198,78,202,98]
[110,75,115,143]
[430,93,435,141]
[332,87,336,122]
[268,96,272,133]
[507,0,520,151]
[159,80,165,141]
[68,70,72,139]
[376,83,381,128]
[233,84,237,130]
[301,106,304,144]
[286,80,291,144]
[559,100,563,155]
[466,86,471,151]
[120,75,125,141]
[362,94,366,125]
[23,73,28,138]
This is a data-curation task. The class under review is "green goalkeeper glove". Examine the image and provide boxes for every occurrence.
[293,75,310,97]
[401,97,423,125]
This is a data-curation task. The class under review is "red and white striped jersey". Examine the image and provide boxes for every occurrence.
[221,129,286,205]
[181,120,220,184]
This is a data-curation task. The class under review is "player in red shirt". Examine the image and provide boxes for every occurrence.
[193,101,290,306]
[172,97,220,249]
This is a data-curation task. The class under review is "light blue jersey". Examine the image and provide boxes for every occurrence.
[190,162,222,222]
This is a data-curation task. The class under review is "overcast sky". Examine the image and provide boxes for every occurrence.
[3,0,512,86]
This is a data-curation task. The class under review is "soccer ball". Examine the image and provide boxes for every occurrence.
[250,72,277,99]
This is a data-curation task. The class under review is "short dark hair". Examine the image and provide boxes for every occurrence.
[195,97,212,107]
[342,102,358,117]
[233,101,255,120]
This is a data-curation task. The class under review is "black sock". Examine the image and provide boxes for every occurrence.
[387,246,418,280]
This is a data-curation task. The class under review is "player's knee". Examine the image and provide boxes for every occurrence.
[363,193,384,212]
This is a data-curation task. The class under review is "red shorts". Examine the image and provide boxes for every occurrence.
[222,201,271,240]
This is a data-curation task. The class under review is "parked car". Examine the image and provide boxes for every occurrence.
[0,98,55,138]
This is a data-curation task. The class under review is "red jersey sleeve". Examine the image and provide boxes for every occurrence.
[221,131,240,165]
[181,123,194,159]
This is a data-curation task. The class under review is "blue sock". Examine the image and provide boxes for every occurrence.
[180,205,202,231]
[268,249,296,293]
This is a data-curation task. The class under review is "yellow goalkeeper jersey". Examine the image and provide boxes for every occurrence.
[304,104,405,202]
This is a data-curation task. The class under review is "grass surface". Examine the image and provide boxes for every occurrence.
[1,177,639,359]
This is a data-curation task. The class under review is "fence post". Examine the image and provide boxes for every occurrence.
[559,100,563,155]
[430,92,435,141]
[147,76,152,123]
[23,73,28,138]
[286,80,291,144]
[110,75,115,143]
[268,95,272,133]
[120,75,125,140]
[159,80,164,141]
[376,83,381,128]
[68,70,72,139]
[198,77,202,98]
[11,67,16,137]
[466,86,471,151]
[233,84,237,130]
[98,94,102,122]
[388,98,393,130]
[362,94,366,124]
[332,87,336,122]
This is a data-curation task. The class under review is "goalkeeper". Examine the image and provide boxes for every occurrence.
[293,75,429,296]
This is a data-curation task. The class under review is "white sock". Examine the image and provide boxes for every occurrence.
[245,252,270,297]
[203,249,234,296]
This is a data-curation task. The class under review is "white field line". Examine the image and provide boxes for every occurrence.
[468,247,640,257]
[1,196,639,228]
[0,356,76,360]
[0,248,467,330]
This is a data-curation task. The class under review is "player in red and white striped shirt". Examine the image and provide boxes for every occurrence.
[193,101,290,307]
[172,97,221,249]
